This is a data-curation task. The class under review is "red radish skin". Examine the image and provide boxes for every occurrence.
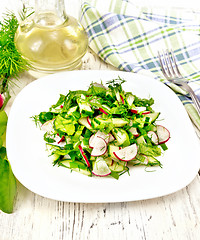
[120,95,125,104]
[92,171,111,177]
[113,144,138,161]
[131,107,146,114]
[87,116,92,127]
[89,131,114,148]
[78,145,91,167]
[0,94,3,108]
[99,108,108,115]
[142,111,151,115]
[131,109,138,114]
[91,136,107,156]
[156,125,170,144]
[58,136,65,144]
[129,127,139,137]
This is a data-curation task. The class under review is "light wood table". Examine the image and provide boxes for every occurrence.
[1,1,200,240]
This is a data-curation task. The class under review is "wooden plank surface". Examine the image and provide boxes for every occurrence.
[1,175,200,240]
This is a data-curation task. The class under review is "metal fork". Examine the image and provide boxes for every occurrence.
[158,50,200,115]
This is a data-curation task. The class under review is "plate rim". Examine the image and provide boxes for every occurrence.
[6,70,200,203]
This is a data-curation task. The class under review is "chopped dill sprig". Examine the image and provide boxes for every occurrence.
[106,76,126,91]
[0,10,31,108]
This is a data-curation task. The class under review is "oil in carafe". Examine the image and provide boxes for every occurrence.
[15,12,88,72]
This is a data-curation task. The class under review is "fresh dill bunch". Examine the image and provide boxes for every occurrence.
[0,11,30,94]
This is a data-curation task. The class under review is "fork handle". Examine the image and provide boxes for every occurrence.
[181,82,200,116]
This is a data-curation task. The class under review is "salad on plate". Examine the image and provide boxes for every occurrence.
[33,77,170,179]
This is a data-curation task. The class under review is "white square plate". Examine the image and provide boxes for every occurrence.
[6,70,200,202]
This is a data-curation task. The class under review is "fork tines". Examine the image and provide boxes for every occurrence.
[158,50,182,80]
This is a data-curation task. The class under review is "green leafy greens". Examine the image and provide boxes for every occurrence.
[33,78,170,179]
[0,111,17,213]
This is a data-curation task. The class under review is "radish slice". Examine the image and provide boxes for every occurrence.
[129,127,139,137]
[120,95,125,104]
[0,93,4,108]
[131,107,146,114]
[41,119,54,133]
[78,145,90,167]
[147,131,158,145]
[91,136,107,156]
[156,125,170,144]
[99,107,108,115]
[142,111,151,115]
[58,136,65,144]
[89,130,112,148]
[87,116,92,127]
[92,157,111,177]
[113,144,138,161]
[89,134,95,148]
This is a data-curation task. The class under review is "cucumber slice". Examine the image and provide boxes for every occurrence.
[145,112,160,123]
[136,135,146,144]
[104,157,113,166]
[108,144,120,161]
[46,143,61,153]
[91,118,100,129]
[77,100,93,115]
[60,160,92,176]
[112,128,130,146]
[96,118,112,125]
[109,161,126,172]
[147,156,161,166]
[112,118,129,127]
[101,104,111,112]
[67,106,77,115]
[90,156,96,161]
[49,153,60,162]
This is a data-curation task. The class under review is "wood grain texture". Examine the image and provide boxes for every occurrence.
[1,176,200,240]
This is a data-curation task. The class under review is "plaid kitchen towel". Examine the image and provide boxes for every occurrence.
[80,0,200,134]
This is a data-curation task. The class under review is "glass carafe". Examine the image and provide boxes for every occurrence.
[14,0,88,75]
